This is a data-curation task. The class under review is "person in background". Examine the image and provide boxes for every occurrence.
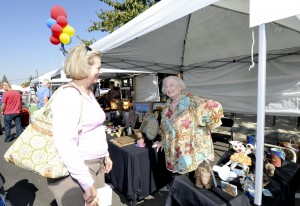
[103,85,121,108]
[106,85,121,101]
[36,79,51,109]
[0,83,3,107]
[48,44,113,206]
[152,76,223,180]
[0,84,3,135]
[1,82,23,142]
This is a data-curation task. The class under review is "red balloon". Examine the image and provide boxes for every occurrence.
[52,32,60,39]
[50,5,67,20]
[56,15,68,28]
[51,24,62,35]
[50,35,60,45]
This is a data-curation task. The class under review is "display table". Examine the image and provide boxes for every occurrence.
[166,150,300,206]
[165,174,251,206]
[106,135,170,205]
[218,150,300,206]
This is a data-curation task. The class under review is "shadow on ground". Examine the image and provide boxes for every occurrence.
[5,179,38,206]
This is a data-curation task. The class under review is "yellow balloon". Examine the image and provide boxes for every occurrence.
[63,25,75,37]
[59,33,70,44]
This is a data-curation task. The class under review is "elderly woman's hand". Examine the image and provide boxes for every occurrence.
[83,184,97,205]
[152,141,164,152]
[104,156,113,173]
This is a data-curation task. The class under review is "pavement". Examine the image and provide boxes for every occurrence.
[1,114,300,205]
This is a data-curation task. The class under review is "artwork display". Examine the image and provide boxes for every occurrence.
[152,102,165,111]
[134,102,152,122]
[139,113,159,141]
[122,100,131,111]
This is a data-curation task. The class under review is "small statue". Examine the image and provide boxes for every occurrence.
[116,127,125,138]
[136,132,145,147]
[195,161,212,189]
[264,157,275,177]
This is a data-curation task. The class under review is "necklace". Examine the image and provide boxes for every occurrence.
[171,97,180,104]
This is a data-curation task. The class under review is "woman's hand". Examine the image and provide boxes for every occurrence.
[104,156,113,173]
[83,184,97,205]
[152,141,164,152]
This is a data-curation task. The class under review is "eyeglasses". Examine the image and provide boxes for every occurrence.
[85,45,92,55]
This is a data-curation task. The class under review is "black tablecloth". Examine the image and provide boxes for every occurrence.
[165,174,251,206]
[218,150,300,206]
[106,136,170,204]
[166,150,300,206]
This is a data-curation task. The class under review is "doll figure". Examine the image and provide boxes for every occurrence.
[136,131,145,147]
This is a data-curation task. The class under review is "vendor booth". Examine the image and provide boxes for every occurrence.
[90,0,300,205]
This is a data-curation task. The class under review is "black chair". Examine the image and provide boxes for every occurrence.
[211,118,234,149]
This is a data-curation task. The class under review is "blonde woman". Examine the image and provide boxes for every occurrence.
[48,44,112,206]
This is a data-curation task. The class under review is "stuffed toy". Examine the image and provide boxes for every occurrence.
[225,141,254,172]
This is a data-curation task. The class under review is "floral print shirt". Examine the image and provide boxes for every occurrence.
[160,92,223,174]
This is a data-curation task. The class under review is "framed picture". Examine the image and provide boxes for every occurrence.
[220,181,238,197]
[152,102,165,111]
[134,102,153,122]
[122,100,131,111]
[110,100,118,110]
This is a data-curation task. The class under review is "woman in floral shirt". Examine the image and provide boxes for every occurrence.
[153,76,223,174]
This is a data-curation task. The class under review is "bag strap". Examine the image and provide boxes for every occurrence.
[62,84,84,133]
[37,83,84,133]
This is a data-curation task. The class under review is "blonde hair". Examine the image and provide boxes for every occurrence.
[162,76,186,94]
[64,44,102,79]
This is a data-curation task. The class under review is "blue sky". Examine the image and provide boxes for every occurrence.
[0,0,111,85]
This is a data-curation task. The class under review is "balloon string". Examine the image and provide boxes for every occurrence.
[61,43,67,57]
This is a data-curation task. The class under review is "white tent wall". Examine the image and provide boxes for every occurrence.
[184,54,300,116]
[133,74,160,102]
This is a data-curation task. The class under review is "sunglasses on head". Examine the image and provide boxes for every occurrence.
[85,46,92,55]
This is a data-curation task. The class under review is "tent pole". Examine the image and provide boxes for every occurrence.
[254,24,266,206]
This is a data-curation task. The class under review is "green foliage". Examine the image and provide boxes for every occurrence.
[2,75,8,84]
[22,76,33,87]
[79,0,159,45]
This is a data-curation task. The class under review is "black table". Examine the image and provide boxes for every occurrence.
[218,150,300,206]
[106,136,170,205]
[166,150,300,206]
[165,174,251,206]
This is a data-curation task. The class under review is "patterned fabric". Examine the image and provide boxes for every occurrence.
[3,85,82,178]
[160,92,223,174]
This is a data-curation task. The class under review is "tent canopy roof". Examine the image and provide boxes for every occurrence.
[91,0,300,73]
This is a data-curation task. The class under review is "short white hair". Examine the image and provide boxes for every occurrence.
[43,79,51,85]
[162,76,186,94]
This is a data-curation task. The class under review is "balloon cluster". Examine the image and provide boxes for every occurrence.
[47,5,75,45]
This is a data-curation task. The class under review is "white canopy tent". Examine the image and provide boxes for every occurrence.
[11,84,30,92]
[32,67,158,100]
[48,67,154,81]
[30,68,61,85]
[90,0,300,205]
[91,0,300,116]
